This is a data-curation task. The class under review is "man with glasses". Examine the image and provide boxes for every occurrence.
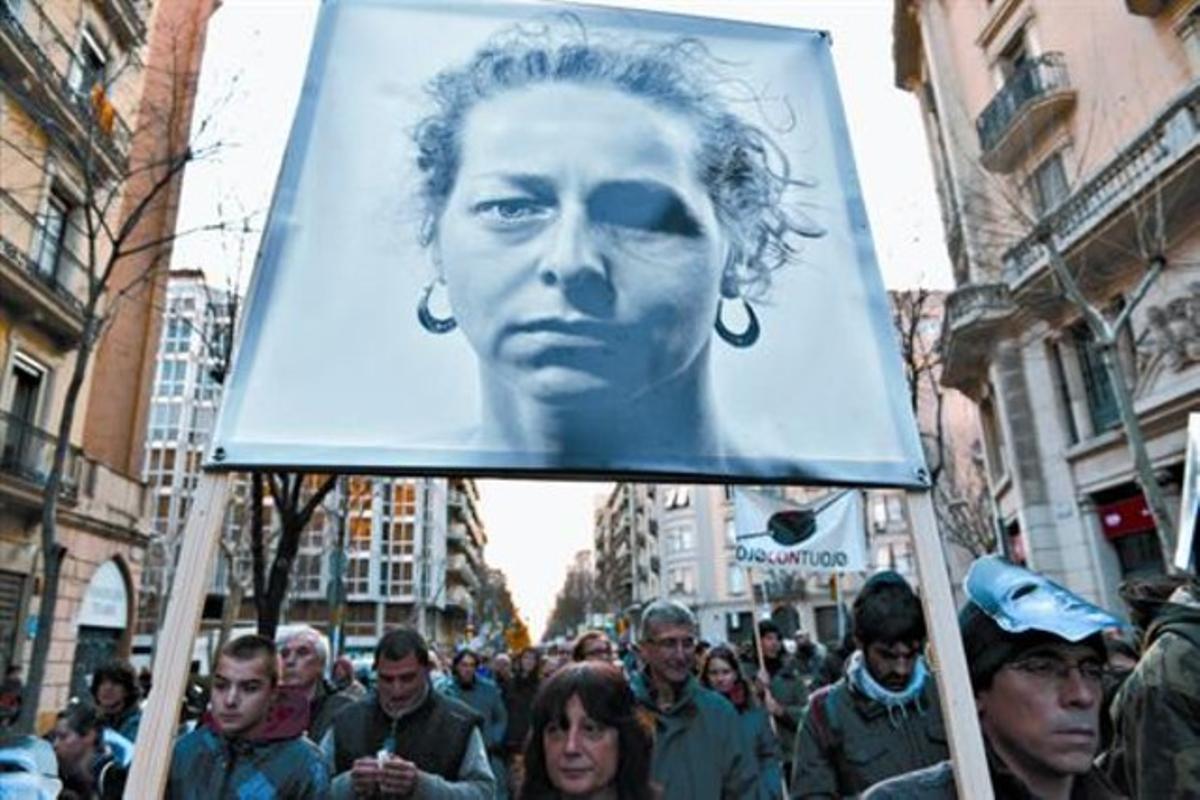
[865,556,1124,799]
[792,571,948,798]
[630,600,759,799]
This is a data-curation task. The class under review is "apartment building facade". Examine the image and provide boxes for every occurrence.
[1,0,214,721]
[895,0,1200,611]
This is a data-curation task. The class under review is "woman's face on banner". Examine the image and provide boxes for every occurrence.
[434,82,728,405]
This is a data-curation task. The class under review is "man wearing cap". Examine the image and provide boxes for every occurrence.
[865,556,1125,799]
[792,571,948,798]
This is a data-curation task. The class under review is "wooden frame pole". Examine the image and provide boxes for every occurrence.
[127,472,232,797]
[906,489,993,799]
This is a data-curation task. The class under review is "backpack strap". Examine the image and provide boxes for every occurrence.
[807,685,840,753]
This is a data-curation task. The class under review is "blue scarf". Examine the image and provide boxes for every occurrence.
[846,650,929,728]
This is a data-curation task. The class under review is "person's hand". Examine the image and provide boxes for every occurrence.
[763,689,783,717]
[350,757,382,798]
[755,668,770,690]
[379,754,419,798]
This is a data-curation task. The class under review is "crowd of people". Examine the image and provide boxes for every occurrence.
[0,555,1195,798]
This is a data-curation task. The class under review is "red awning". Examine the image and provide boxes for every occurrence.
[1097,494,1155,540]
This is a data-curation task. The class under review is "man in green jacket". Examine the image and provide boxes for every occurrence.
[791,572,948,798]
[1110,575,1200,797]
[631,600,760,800]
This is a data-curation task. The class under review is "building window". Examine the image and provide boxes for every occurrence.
[979,395,1008,483]
[74,28,107,93]
[1048,338,1080,445]
[665,524,694,554]
[1029,152,1070,216]
[1178,7,1200,76]
[1071,323,1120,434]
[727,565,745,595]
[667,566,695,596]
[31,190,72,278]
[148,402,181,441]
[664,486,691,509]
[155,359,187,397]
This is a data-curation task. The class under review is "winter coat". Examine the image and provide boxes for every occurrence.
[1108,597,1200,798]
[738,704,784,800]
[307,680,355,743]
[439,676,508,752]
[502,674,540,752]
[756,655,808,763]
[791,672,947,798]
[862,754,1124,799]
[630,670,761,800]
[167,706,330,800]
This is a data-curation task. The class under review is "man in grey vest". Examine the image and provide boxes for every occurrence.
[324,628,495,799]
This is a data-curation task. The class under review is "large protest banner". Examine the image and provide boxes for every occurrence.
[206,0,926,485]
[733,488,865,572]
[130,2,993,795]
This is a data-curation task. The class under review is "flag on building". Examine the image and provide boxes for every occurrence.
[733,489,866,573]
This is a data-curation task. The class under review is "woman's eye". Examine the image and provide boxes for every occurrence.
[473,198,553,223]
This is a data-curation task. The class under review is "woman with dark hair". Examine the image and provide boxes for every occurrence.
[521,661,656,800]
[699,645,783,799]
[89,661,140,745]
[411,16,822,473]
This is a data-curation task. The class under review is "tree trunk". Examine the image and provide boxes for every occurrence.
[16,316,97,733]
[215,576,244,657]
[1098,341,1178,564]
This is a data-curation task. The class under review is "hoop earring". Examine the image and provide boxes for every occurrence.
[417,280,456,334]
[714,298,760,348]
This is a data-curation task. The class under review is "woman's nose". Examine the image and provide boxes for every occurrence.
[537,204,608,289]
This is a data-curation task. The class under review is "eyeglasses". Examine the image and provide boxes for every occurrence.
[647,636,696,653]
[1005,655,1105,687]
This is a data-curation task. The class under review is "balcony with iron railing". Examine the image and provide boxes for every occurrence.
[0,188,90,344]
[0,2,134,176]
[1001,81,1200,286]
[977,53,1076,173]
[0,409,82,504]
[100,0,150,46]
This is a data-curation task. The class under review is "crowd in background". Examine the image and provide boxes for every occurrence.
[0,556,1195,799]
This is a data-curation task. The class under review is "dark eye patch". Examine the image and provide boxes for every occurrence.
[587,181,702,238]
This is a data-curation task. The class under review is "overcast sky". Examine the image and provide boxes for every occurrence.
[173,0,952,639]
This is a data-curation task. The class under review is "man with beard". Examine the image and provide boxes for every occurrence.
[630,600,758,800]
[865,557,1125,799]
[439,649,509,798]
[325,628,495,799]
[277,625,355,742]
[792,571,947,798]
[167,634,330,799]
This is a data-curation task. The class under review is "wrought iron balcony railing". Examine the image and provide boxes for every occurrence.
[0,3,133,173]
[0,409,82,498]
[0,187,90,318]
[977,53,1071,154]
[1002,81,1200,283]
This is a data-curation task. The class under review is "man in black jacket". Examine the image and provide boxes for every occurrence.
[325,628,495,799]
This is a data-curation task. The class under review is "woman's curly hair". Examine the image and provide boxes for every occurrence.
[413,15,822,301]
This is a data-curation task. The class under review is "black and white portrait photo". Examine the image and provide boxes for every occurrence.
[212,0,927,485]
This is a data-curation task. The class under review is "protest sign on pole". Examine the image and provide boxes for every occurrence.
[129,1,994,795]
[733,488,866,573]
